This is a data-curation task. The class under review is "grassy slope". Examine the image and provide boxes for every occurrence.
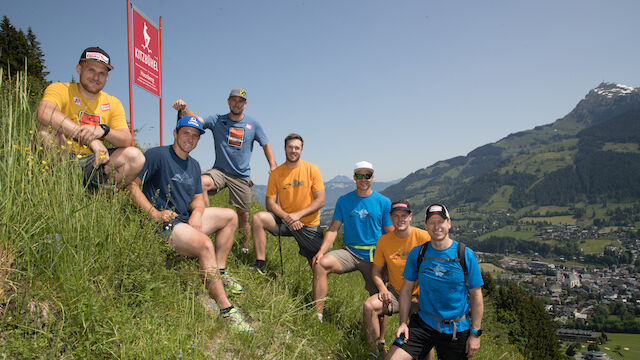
[0,71,523,359]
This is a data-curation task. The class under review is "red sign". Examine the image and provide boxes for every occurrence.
[132,7,160,97]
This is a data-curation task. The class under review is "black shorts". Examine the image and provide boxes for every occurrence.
[394,313,470,360]
[75,148,118,190]
[268,213,323,259]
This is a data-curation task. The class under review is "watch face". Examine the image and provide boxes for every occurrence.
[476,329,483,336]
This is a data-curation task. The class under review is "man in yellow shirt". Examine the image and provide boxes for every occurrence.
[37,46,144,189]
[363,201,434,360]
[250,133,325,273]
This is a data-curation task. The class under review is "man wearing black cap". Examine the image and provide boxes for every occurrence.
[37,46,144,189]
[388,203,484,360]
[127,116,253,333]
[363,201,433,359]
[173,90,277,254]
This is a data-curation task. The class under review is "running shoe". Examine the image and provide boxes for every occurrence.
[221,308,254,333]
[221,273,244,294]
[248,264,267,275]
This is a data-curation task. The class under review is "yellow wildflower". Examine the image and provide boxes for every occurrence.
[66,140,72,145]
[76,155,83,159]
[41,160,47,165]
[13,145,18,149]
[29,130,33,134]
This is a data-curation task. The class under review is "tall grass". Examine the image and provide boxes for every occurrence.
[0,70,524,359]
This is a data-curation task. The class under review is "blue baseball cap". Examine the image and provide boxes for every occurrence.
[176,116,205,134]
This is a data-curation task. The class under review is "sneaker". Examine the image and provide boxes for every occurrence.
[221,308,254,333]
[221,273,244,294]
[248,264,266,275]
[377,342,389,356]
[241,247,249,254]
[311,313,323,323]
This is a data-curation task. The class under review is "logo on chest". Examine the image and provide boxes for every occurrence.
[228,127,245,148]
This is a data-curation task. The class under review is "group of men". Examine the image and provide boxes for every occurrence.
[37,46,485,359]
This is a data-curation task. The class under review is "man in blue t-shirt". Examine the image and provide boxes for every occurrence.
[388,203,484,360]
[311,161,394,323]
[128,116,253,333]
[173,89,277,253]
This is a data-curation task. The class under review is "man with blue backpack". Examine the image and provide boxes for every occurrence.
[387,203,484,360]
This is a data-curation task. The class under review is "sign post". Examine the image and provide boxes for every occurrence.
[126,1,163,145]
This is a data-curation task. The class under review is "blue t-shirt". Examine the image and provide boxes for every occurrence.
[138,145,203,222]
[333,191,392,261]
[204,114,269,179]
[403,239,484,334]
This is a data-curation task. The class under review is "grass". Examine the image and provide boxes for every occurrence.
[476,225,538,241]
[579,238,620,254]
[0,70,525,359]
[605,333,640,360]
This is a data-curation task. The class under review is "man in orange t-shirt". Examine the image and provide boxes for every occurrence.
[363,200,434,359]
[250,133,325,273]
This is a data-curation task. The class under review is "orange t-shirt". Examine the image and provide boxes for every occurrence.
[373,226,431,294]
[266,160,324,227]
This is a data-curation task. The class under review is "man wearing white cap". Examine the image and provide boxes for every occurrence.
[311,161,393,323]
[173,89,277,254]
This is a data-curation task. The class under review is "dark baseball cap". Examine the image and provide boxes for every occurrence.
[425,203,450,221]
[390,200,412,214]
[79,46,113,71]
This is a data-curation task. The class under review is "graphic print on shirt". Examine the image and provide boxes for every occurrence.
[79,110,101,126]
[171,172,195,186]
[283,179,304,190]
[430,264,448,277]
[351,208,371,219]
[228,127,245,148]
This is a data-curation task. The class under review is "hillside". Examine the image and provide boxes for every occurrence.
[383,83,640,218]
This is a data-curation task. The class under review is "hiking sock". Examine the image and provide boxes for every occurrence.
[220,306,234,314]
[219,268,226,275]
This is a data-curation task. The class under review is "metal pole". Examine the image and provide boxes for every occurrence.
[126,0,134,146]
[158,16,163,146]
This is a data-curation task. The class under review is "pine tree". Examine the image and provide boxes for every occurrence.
[0,16,49,94]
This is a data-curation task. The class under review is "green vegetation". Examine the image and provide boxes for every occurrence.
[0,70,531,358]
[606,333,640,360]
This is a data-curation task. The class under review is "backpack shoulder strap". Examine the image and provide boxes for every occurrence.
[457,242,468,287]
[416,241,429,273]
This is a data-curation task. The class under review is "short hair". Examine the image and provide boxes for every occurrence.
[284,133,304,148]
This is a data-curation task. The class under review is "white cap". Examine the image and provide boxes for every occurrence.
[354,161,374,173]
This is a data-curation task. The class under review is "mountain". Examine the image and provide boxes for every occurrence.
[252,175,401,208]
[382,83,640,213]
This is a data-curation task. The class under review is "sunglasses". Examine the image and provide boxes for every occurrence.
[354,173,373,180]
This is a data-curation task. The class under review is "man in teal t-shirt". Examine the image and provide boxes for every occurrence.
[311,161,393,323]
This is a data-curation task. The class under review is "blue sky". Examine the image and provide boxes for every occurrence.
[5,0,640,185]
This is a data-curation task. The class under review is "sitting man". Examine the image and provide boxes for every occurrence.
[128,116,252,332]
[363,201,433,359]
[388,203,484,360]
[250,133,325,273]
[37,46,144,189]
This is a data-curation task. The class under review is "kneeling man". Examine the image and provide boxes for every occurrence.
[128,116,252,332]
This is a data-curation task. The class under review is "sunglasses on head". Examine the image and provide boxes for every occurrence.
[354,173,373,180]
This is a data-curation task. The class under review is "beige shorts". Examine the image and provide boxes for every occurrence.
[203,168,253,212]
[326,247,377,295]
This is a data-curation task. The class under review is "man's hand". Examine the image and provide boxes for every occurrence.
[188,211,203,232]
[289,220,304,231]
[284,212,301,226]
[465,334,481,358]
[74,124,104,145]
[89,140,109,168]
[395,323,409,344]
[312,251,325,266]
[378,288,392,313]
[172,99,187,112]
[152,209,178,223]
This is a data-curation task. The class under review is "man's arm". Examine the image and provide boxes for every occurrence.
[372,263,393,306]
[466,287,484,358]
[283,190,325,228]
[311,219,342,265]
[172,99,205,123]
[37,101,80,139]
[127,178,177,222]
[394,279,416,343]
[188,193,206,232]
[383,224,395,234]
[262,143,277,172]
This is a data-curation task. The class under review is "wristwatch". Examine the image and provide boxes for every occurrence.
[99,124,110,139]
[470,329,483,336]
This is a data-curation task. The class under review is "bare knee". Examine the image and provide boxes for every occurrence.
[201,175,216,192]
[363,296,377,314]
[123,147,145,173]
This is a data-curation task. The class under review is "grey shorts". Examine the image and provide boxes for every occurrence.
[268,213,323,259]
[75,148,117,190]
[203,168,253,212]
[326,248,377,295]
[385,285,420,315]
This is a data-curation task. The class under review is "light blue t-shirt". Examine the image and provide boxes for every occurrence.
[403,240,484,334]
[204,114,269,179]
[138,146,203,222]
[333,190,392,261]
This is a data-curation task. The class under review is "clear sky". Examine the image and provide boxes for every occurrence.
[4,1,640,185]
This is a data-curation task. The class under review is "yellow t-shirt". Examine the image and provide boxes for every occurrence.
[373,226,431,294]
[40,82,128,154]
[266,160,324,227]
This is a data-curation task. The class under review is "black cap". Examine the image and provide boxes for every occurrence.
[79,46,113,71]
[390,200,412,214]
[425,203,450,221]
